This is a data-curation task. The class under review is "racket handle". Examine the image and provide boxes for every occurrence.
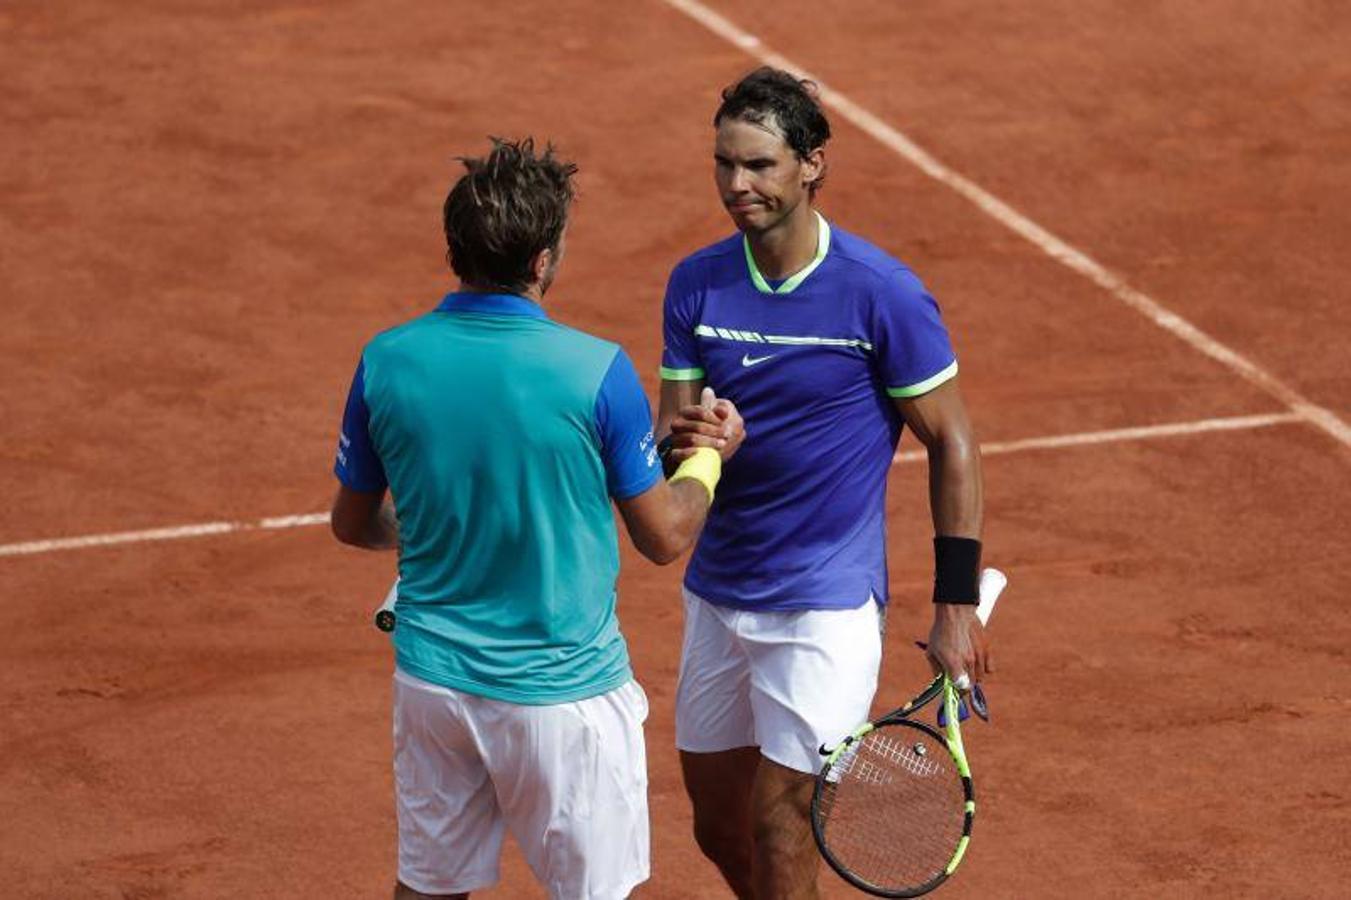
[975,567,1007,626]
[374,580,398,633]
[914,568,1008,658]
[914,569,1005,639]
[951,570,1006,697]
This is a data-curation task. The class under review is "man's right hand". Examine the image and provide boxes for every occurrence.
[668,387,745,463]
[620,386,743,565]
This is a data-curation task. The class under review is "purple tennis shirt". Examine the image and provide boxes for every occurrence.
[661,214,958,612]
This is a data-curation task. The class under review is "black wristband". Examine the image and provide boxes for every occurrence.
[933,536,981,604]
[657,434,679,478]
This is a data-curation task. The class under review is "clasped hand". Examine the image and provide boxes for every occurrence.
[666,387,746,464]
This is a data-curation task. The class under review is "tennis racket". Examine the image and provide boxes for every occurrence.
[811,567,1007,897]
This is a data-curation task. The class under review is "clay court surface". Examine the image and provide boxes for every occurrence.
[3,1,1349,896]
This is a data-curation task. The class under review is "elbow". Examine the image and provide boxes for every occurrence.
[619,484,704,565]
[650,544,685,566]
[636,533,688,566]
[638,543,679,566]
[330,513,363,547]
[928,430,979,465]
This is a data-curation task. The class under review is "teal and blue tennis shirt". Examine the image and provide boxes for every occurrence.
[335,292,661,704]
[661,214,958,613]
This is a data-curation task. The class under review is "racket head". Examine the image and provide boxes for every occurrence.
[812,718,973,898]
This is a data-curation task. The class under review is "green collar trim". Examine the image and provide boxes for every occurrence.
[743,211,831,295]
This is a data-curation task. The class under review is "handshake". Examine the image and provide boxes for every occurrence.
[659,387,746,473]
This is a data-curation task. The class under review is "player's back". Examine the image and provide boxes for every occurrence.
[361,292,632,704]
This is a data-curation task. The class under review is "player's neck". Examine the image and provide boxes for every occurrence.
[744,204,819,281]
[457,280,546,305]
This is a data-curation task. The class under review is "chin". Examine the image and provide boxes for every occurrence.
[727,207,769,233]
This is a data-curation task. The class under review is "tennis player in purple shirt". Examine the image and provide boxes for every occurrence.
[657,68,992,899]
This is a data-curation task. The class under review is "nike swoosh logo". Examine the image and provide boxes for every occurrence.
[741,353,775,367]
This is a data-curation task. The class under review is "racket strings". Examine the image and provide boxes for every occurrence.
[817,725,966,891]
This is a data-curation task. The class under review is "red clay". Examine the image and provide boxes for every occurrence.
[2,1,1348,897]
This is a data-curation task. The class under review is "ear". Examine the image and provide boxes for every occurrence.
[801,146,825,188]
[530,246,555,284]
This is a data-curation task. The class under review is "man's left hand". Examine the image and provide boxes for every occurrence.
[926,603,993,692]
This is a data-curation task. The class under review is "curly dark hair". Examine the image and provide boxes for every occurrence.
[714,67,832,193]
[443,137,577,293]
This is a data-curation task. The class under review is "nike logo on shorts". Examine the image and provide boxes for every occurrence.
[741,353,775,367]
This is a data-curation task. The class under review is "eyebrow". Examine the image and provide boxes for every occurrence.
[713,152,778,165]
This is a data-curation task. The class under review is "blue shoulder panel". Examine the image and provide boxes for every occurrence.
[594,349,661,499]
[333,358,388,492]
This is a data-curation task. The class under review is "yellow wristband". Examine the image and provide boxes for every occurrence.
[669,447,721,504]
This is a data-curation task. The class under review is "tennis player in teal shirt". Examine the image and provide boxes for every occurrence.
[331,138,744,900]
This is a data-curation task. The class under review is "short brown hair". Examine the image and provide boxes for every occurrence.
[715,68,831,194]
[443,137,577,293]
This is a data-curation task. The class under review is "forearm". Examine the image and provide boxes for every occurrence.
[927,432,983,539]
[636,479,712,564]
[925,439,991,679]
[629,386,742,563]
[927,433,983,608]
[657,378,704,439]
[332,491,399,551]
[617,450,721,565]
[359,499,399,550]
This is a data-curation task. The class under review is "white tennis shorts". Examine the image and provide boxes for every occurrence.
[674,587,882,774]
[392,668,650,899]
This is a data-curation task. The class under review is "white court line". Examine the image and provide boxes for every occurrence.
[660,0,1351,452]
[0,414,1300,559]
[893,412,1300,463]
[0,513,328,559]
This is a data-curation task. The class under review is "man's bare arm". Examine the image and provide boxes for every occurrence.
[657,378,705,440]
[616,477,717,565]
[330,485,398,550]
[627,382,745,562]
[894,377,983,539]
[659,380,746,472]
[893,376,990,685]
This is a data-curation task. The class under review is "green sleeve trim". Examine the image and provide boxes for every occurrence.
[886,360,959,398]
[743,211,832,295]
[660,366,705,381]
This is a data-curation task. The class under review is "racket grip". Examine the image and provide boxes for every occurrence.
[976,567,1007,626]
[949,570,1005,698]
[374,580,398,633]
